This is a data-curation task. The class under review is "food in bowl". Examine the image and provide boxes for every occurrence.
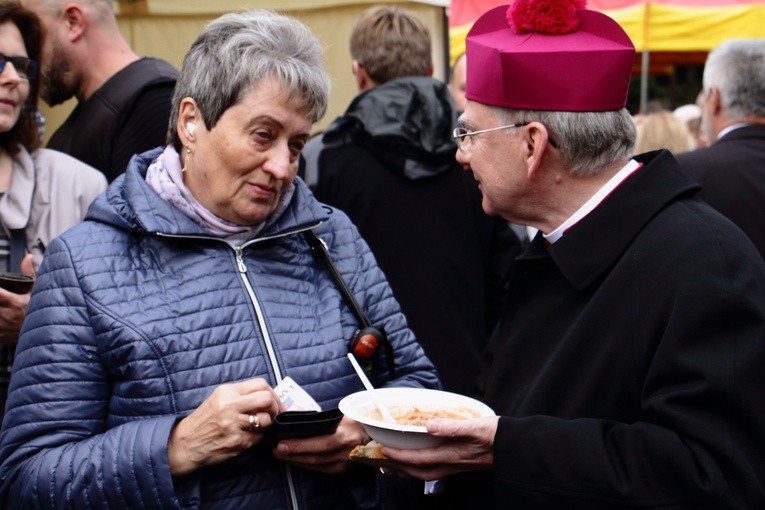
[339,387,495,449]
[367,405,482,426]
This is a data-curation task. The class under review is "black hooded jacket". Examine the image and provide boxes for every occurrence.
[302,76,520,395]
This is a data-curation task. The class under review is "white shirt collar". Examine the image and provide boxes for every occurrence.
[717,123,749,141]
[544,159,641,244]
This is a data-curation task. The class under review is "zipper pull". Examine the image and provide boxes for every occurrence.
[235,246,247,273]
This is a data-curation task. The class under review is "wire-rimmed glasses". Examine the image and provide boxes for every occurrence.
[0,53,37,81]
[452,122,528,153]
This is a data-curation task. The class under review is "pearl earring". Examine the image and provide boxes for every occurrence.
[182,148,191,173]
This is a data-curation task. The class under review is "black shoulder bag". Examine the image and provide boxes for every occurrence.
[302,230,395,381]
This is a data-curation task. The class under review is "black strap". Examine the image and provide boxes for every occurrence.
[303,229,396,378]
[9,229,25,273]
[302,230,371,328]
[105,58,178,119]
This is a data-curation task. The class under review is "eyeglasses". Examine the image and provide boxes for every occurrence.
[453,122,528,153]
[0,53,37,81]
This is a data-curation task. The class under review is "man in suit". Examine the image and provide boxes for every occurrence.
[675,39,765,257]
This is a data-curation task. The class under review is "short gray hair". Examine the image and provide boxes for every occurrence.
[703,38,765,119]
[492,107,636,177]
[167,10,330,150]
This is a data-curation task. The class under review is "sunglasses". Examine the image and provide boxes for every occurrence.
[0,53,37,80]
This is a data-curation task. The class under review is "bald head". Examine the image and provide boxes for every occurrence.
[21,0,136,104]
[22,0,115,24]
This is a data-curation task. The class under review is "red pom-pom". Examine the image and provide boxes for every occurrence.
[507,0,587,35]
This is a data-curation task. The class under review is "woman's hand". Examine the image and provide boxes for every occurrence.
[167,378,281,477]
[0,288,29,344]
[0,254,35,345]
[272,416,370,474]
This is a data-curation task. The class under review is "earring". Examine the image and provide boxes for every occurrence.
[182,148,191,173]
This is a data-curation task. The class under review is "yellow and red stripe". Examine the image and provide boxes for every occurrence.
[449,0,765,63]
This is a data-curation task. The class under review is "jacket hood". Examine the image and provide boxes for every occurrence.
[86,147,329,238]
[322,76,459,180]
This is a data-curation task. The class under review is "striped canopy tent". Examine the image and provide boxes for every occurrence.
[448,0,765,110]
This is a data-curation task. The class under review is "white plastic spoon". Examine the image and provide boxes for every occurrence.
[346,352,397,424]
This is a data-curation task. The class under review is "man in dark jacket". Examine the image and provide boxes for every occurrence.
[378,3,765,509]
[21,0,178,182]
[674,39,765,258]
[302,6,519,397]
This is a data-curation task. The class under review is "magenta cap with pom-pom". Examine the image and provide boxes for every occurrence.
[465,4,635,111]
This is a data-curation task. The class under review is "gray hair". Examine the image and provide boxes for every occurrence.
[167,10,330,150]
[703,38,765,119]
[492,107,636,177]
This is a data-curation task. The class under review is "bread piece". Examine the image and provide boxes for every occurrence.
[350,441,386,460]
[349,441,397,469]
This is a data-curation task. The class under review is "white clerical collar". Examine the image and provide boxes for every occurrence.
[544,159,641,244]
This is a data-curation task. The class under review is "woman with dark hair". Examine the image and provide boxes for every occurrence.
[0,2,106,419]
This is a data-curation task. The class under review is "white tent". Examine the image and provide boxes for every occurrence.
[41,0,450,139]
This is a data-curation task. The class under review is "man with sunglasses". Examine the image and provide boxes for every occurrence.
[20,0,177,182]
[373,2,765,509]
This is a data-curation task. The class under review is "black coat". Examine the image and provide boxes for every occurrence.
[472,151,765,509]
[304,77,520,396]
[47,58,178,182]
[675,124,765,258]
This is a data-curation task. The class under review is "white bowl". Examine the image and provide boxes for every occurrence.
[338,387,495,449]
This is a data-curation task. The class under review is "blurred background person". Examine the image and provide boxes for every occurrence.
[0,9,438,508]
[21,0,178,182]
[303,5,519,397]
[302,10,518,505]
[634,109,695,154]
[447,51,466,114]
[0,1,105,421]
[675,38,765,258]
[673,101,706,148]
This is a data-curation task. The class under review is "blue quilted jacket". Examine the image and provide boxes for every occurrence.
[0,148,439,509]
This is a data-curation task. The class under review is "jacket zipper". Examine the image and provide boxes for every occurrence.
[232,245,300,510]
[234,246,284,382]
[156,223,320,388]
[157,227,323,510]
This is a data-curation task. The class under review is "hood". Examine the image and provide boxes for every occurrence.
[86,147,329,238]
[322,76,459,180]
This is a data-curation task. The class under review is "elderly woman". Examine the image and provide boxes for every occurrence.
[0,10,438,509]
[0,2,105,420]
